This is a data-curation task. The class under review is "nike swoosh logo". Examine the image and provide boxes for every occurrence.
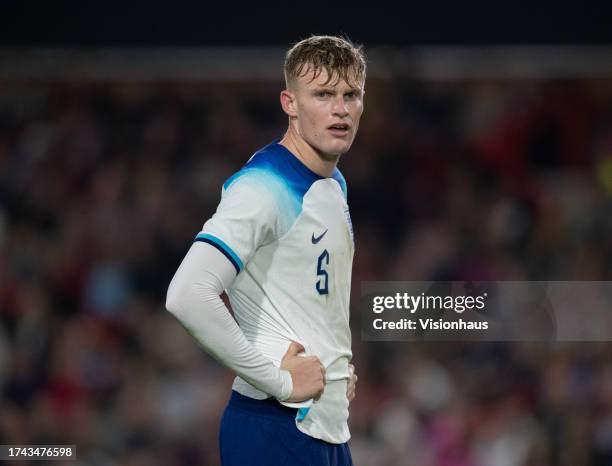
[311,229,328,244]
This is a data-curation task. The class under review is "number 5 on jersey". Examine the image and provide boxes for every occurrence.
[316,249,330,295]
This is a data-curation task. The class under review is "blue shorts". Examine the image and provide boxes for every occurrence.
[219,390,354,466]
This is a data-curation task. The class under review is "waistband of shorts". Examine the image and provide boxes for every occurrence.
[227,390,298,419]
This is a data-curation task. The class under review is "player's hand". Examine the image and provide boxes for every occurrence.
[347,363,358,403]
[281,341,326,402]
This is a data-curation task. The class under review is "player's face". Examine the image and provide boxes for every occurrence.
[291,68,364,161]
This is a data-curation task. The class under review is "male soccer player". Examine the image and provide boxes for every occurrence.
[166,35,365,466]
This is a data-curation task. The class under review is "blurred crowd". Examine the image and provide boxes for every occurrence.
[0,73,612,466]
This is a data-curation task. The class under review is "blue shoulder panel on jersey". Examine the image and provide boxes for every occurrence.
[194,233,243,274]
[331,168,347,200]
[223,139,324,201]
[221,139,348,236]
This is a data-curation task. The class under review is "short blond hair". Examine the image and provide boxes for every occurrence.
[284,35,366,89]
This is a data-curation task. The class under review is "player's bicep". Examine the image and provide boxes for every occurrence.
[166,241,236,314]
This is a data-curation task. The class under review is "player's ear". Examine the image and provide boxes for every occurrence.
[280,90,298,118]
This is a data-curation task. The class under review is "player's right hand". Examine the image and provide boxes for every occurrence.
[280,341,326,402]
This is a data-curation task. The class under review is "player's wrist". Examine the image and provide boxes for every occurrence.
[277,369,293,401]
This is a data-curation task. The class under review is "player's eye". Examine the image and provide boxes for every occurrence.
[315,91,331,98]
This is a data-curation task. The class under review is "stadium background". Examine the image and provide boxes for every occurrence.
[1,4,612,465]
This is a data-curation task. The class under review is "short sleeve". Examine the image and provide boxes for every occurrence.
[196,176,279,274]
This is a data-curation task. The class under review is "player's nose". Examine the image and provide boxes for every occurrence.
[331,95,349,117]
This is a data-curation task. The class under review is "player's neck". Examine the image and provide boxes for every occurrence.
[279,129,338,178]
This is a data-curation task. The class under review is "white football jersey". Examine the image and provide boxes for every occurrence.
[197,139,354,443]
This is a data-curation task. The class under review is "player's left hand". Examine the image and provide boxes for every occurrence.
[347,363,357,403]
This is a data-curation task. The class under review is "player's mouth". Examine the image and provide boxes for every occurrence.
[327,123,350,137]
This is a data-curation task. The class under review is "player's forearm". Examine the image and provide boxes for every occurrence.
[165,243,293,400]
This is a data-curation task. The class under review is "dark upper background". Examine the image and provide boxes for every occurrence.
[1,2,612,46]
